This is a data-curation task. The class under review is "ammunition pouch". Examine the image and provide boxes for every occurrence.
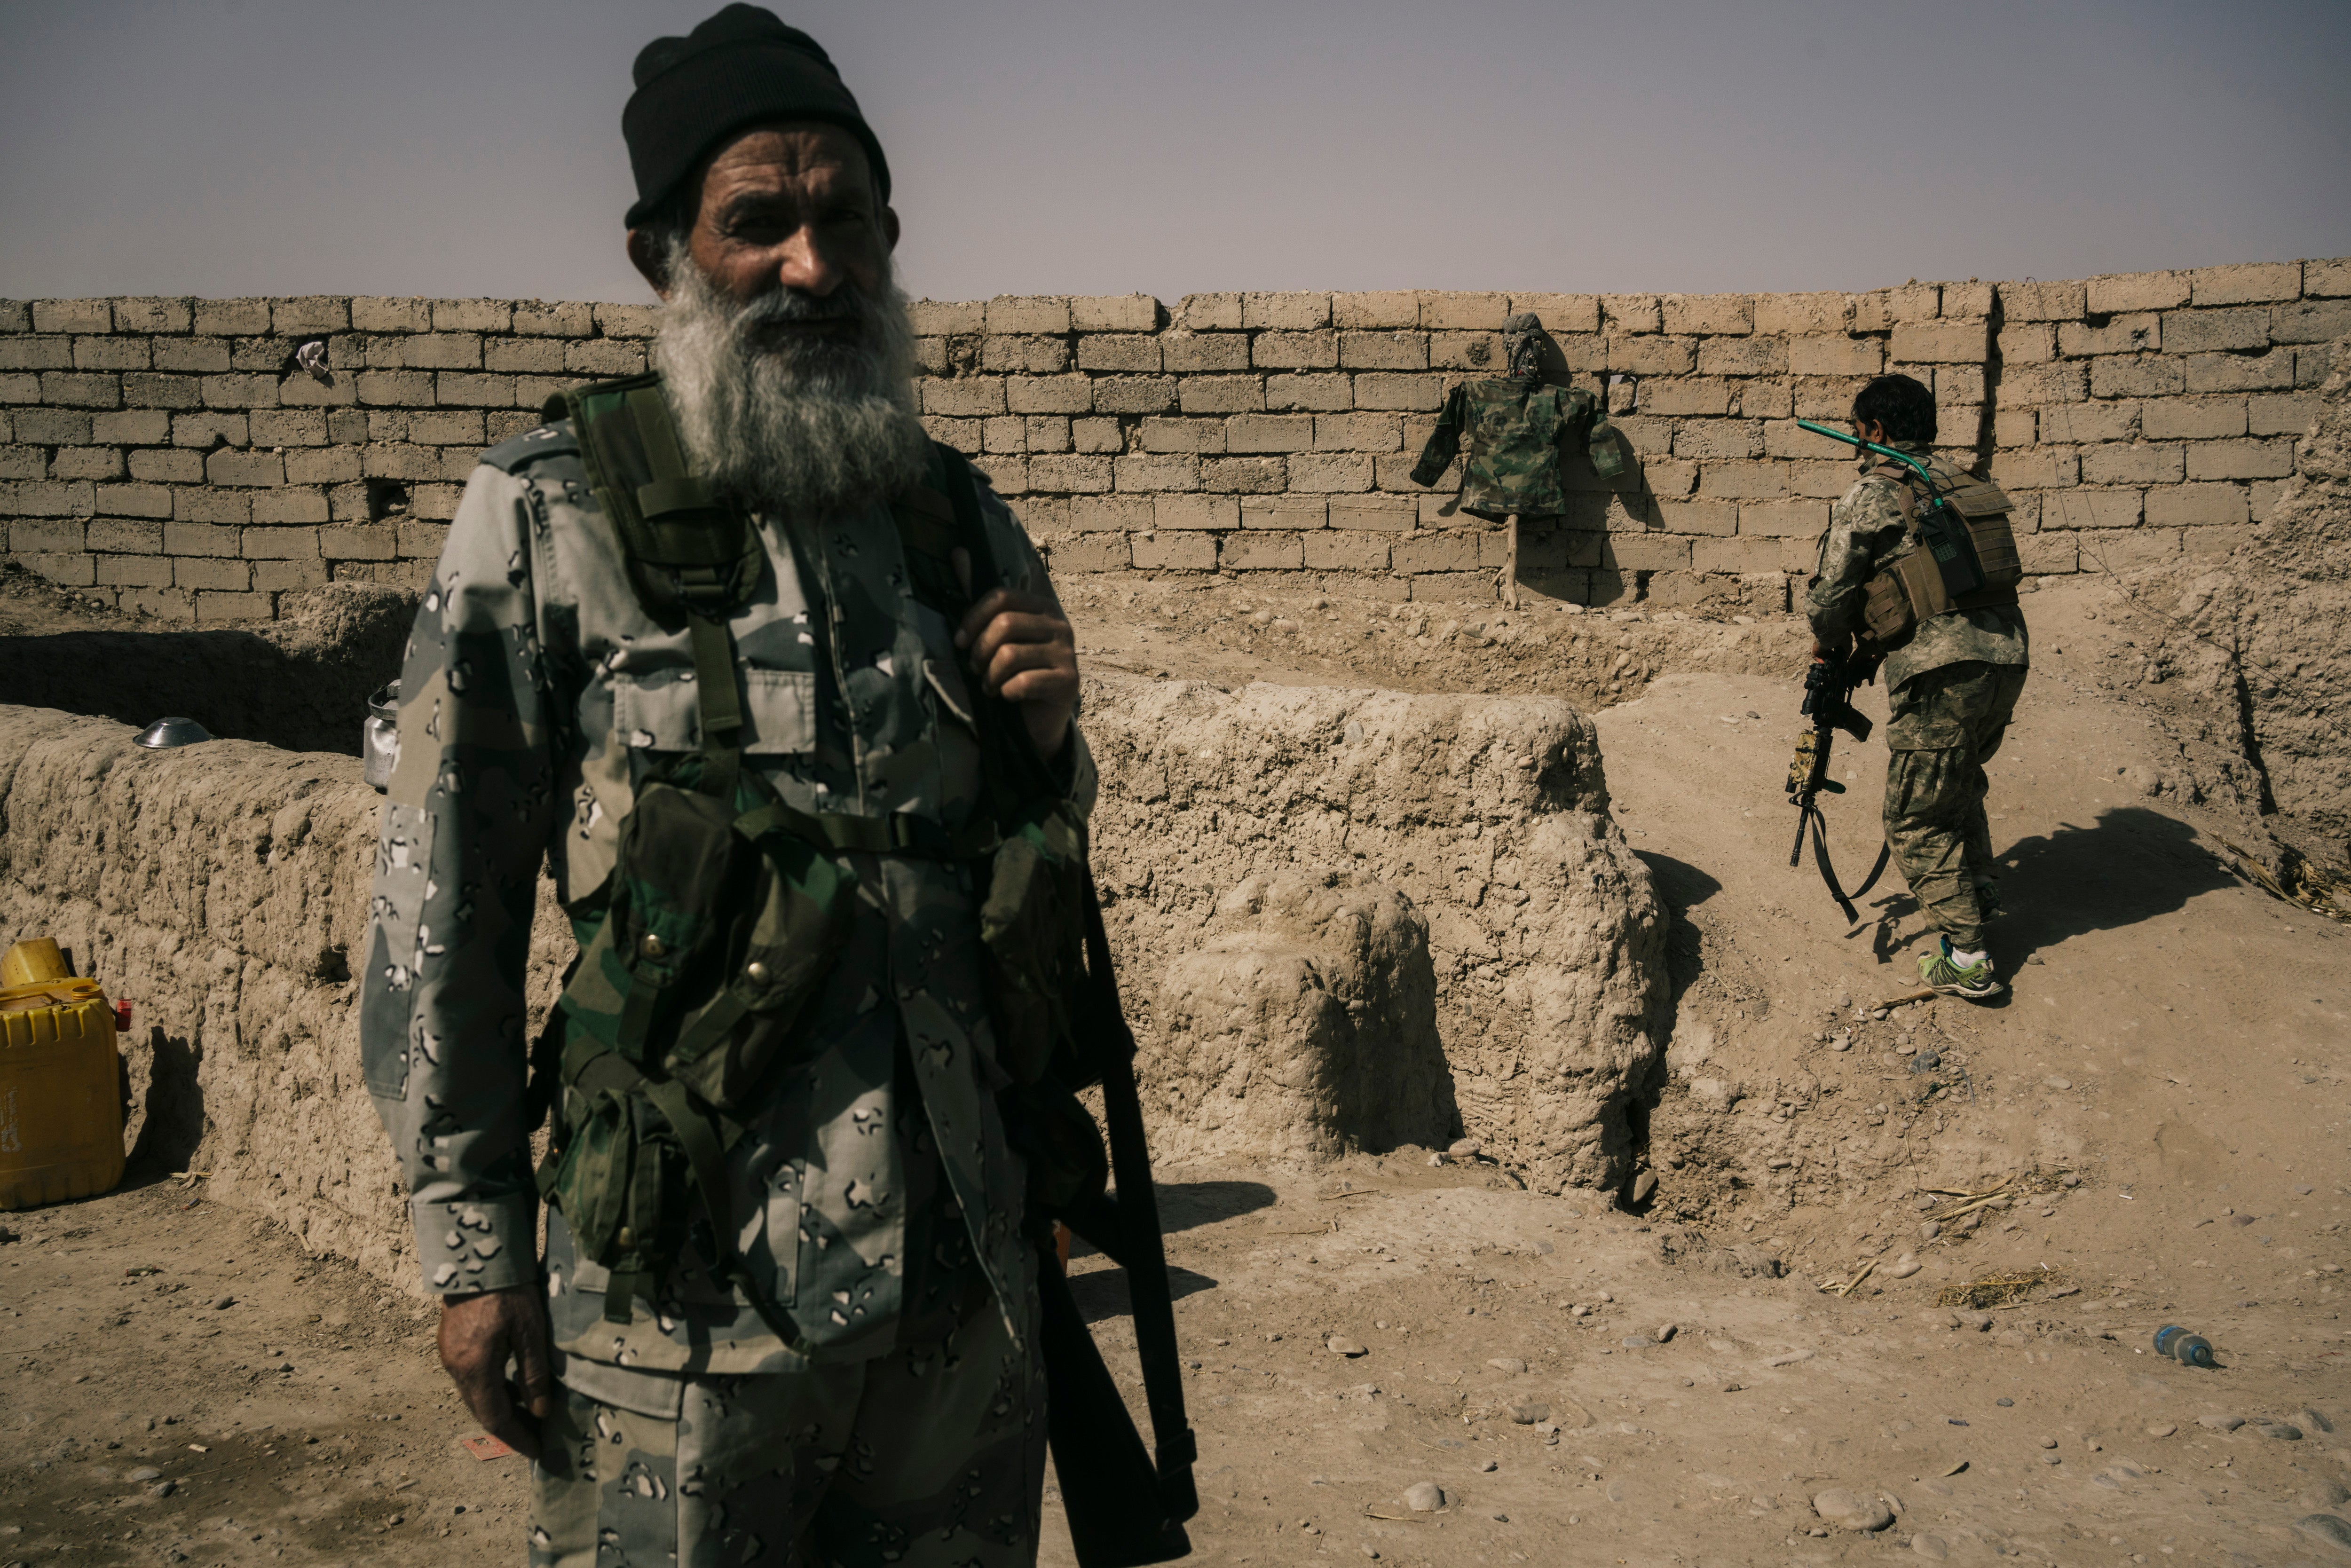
[1858,465,2022,654]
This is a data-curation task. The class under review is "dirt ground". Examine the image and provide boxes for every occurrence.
[6,569,2350,1568]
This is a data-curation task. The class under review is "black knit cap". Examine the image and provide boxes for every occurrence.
[622,5,889,229]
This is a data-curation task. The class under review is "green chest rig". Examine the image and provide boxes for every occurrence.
[530,373,1089,1344]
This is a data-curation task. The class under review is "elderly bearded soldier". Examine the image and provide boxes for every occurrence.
[357,8,1087,1563]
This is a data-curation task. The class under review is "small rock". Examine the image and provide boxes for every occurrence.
[2042,1075,2072,1090]
[1476,1458,1498,1473]
[1505,1401,1551,1425]
[147,1479,177,1497]
[1621,1335,1651,1349]
[1488,1511,1509,1522]
[1995,1398,2013,1408]
[1428,1152,1447,1167]
[2256,1421,2304,1441]
[1956,1310,1993,1332]
[1486,1358,1528,1375]
[1403,1481,1445,1512]
[1812,1488,1894,1532]
[2296,1515,2351,1553]
[1828,1036,1851,1052]
[1631,1171,1657,1205]
[2297,1480,2351,1511]
[1327,1336,1367,1357]
[1912,1532,1950,1560]
[1919,1222,1941,1242]
[2146,1423,2177,1437]
[1447,1138,1481,1159]
[127,1466,162,1481]
[2036,1436,2057,1448]
[2060,1173,2081,1187]
[1912,1193,1939,1211]
[2299,1407,2336,1434]
[2199,1413,2246,1432]
[213,1296,235,1309]
[1596,1290,1613,1303]
[1887,1254,1922,1279]
[1655,1323,1677,1342]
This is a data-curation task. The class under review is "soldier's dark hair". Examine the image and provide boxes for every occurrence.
[1851,374,1937,445]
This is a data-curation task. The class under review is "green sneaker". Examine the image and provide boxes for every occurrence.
[1919,937,2004,1000]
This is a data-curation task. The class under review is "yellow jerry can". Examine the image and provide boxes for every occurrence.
[0,938,126,1211]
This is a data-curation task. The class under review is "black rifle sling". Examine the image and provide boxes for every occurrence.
[1078,867,1200,1524]
[1802,804,1892,926]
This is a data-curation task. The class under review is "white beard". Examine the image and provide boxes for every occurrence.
[651,243,930,515]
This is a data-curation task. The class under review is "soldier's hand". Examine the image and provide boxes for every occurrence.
[952,550,1079,759]
[438,1285,554,1462]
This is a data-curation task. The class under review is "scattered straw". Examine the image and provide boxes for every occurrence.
[1935,1266,2066,1311]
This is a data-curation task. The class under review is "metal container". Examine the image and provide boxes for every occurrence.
[363,680,401,793]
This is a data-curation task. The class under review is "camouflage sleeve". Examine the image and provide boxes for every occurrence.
[1804,475,1907,647]
[978,479,1098,820]
[1410,383,1467,488]
[359,461,559,1296]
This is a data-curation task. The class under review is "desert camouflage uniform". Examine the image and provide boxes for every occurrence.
[1806,442,2029,951]
[358,411,1091,1562]
[1410,377,1610,521]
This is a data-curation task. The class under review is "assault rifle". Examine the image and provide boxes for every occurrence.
[1786,651,1891,923]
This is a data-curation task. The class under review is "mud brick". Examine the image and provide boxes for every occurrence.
[1006,374,1095,415]
[205,449,283,486]
[1511,293,1603,332]
[485,339,565,374]
[1312,412,1400,451]
[32,299,112,333]
[1392,533,1482,573]
[1029,453,1112,497]
[1286,452,1372,492]
[189,299,269,335]
[1692,536,1787,573]
[1599,534,1691,570]
[2245,392,2319,436]
[503,300,589,336]
[1241,498,1328,531]
[975,335,1062,375]
[1112,454,1198,492]
[1076,335,1161,373]
[1327,291,1418,330]
[423,299,503,333]
[1694,461,1786,500]
[1348,373,1443,413]
[1253,331,1338,370]
[1989,447,2077,489]
[1199,413,1302,454]
[1662,294,1753,336]
[1160,332,1250,373]
[594,303,662,339]
[85,481,166,519]
[395,520,451,558]
[1329,497,1415,532]
[0,446,42,480]
[985,296,1069,334]
[564,340,645,376]
[1851,283,1940,331]
[42,372,122,408]
[1168,375,1254,416]
[1420,333,1494,372]
[1993,408,2036,446]
[95,552,173,586]
[2162,308,2269,354]
[1068,495,1150,531]
[1652,499,1737,536]
[193,589,273,620]
[920,415,979,453]
[2139,398,2245,440]
[2184,351,2294,393]
[174,489,250,526]
[8,517,86,552]
[923,378,1007,417]
[2034,402,2131,444]
[1217,529,1299,570]
[2189,262,2300,306]
[0,299,25,332]
[1339,331,1428,371]
[2076,442,2180,485]
[908,300,984,335]
[275,441,355,486]
[1783,460,1852,499]
[1746,292,1846,336]
[107,297,186,333]
[250,488,329,524]
[1201,456,1286,492]
[1887,320,1988,363]
[1604,337,1695,377]
[1762,418,1847,460]
[1786,336,1883,378]
[175,555,252,590]
[362,443,443,481]
[1067,294,1157,332]
[970,454,1026,495]
[406,410,485,446]
[1130,532,1215,570]
[1132,417,1221,455]
[1993,279,2082,322]
[1736,498,1828,537]
[1047,533,1130,573]
[2296,345,2335,387]
[1177,293,1242,331]
[980,416,1026,455]
[0,336,71,370]
[357,370,434,407]
[148,337,232,378]
[1071,417,1121,453]
[2090,356,2183,399]
[49,446,123,480]
[1601,295,1662,335]
[1082,375,1169,416]
[248,558,327,591]
[2083,270,2185,315]
[1021,416,1072,453]
[2185,437,2295,480]
[2268,299,2351,344]
[17,409,93,443]
[353,298,431,333]
[249,410,328,446]
[2143,483,2248,527]
[1998,323,2055,364]
[2044,489,2139,529]
[320,523,398,560]
[1261,374,1354,412]
[1302,531,1390,571]
[1671,420,1763,461]
[1003,496,1066,536]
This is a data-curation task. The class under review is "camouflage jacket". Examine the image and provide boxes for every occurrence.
[1409,376,1608,521]
[359,418,1093,1376]
[1805,442,2029,693]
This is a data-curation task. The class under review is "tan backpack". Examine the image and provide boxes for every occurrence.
[1859,463,2022,651]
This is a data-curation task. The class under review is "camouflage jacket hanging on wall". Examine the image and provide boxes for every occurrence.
[356,417,1093,1377]
[1409,376,1617,521]
[1806,441,2030,694]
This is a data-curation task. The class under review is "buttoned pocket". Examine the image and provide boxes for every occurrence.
[611,668,817,755]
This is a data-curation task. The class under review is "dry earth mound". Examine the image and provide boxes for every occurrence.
[1082,671,1670,1195]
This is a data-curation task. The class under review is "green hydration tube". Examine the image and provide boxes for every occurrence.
[1795,418,1937,489]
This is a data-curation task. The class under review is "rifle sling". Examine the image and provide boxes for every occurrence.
[1802,804,1893,926]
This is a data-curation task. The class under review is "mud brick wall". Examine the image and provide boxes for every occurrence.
[1,259,2344,623]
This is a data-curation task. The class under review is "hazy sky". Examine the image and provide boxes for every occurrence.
[3,0,2347,308]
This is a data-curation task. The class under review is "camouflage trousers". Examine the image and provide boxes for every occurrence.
[529,1268,1044,1568]
[1882,660,2029,952]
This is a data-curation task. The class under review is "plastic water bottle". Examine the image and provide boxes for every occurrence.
[2154,1325,2215,1368]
